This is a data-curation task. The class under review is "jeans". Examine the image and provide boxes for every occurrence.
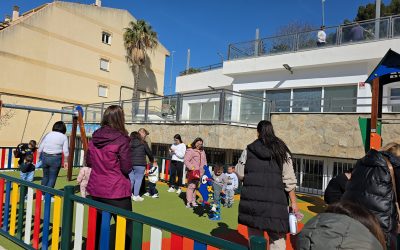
[41,153,62,188]
[91,196,132,250]
[148,182,158,196]
[129,166,146,196]
[224,189,235,206]
[213,183,223,204]
[20,171,34,182]
[169,160,184,188]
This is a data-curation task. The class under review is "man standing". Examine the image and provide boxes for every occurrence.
[317,26,327,47]
[138,128,151,196]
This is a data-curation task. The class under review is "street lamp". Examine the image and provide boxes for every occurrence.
[169,50,175,95]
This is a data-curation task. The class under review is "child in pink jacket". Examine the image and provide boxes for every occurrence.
[77,166,92,198]
[184,137,207,208]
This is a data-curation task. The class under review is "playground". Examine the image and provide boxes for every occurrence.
[0,168,324,250]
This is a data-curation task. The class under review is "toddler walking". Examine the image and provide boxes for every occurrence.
[223,166,239,208]
[77,166,92,198]
[210,165,227,220]
[145,165,159,198]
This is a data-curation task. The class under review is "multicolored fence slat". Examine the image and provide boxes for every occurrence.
[171,234,183,250]
[115,216,126,250]
[86,206,97,250]
[24,187,34,244]
[7,148,12,168]
[100,211,111,250]
[3,181,11,231]
[150,227,163,250]
[9,182,19,236]
[1,148,6,168]
[0,179,5,228]
[33,189,42,249]
[73,203,85,250]
[51,196,62,250]
[42,193,52,250]
[193,241,207,250]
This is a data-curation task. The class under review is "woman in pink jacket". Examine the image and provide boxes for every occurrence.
[184,137,207,208]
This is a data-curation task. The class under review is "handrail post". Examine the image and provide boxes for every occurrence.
[61,186,75,250]
[218,90,226,122]
[175,94,182,122]
[249,236,267,250]
[144,98,149,122]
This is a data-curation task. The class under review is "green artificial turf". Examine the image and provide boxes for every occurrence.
[0,169,323,249]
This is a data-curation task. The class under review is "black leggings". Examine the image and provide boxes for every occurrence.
[91,196,132,250]
[169,160,184,188]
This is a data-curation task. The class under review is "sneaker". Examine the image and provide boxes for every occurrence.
[211,205,217,212]
[167,187,176,193]
[152,194,159,198]
[192,202,198,207]
[176,188,182,195]
[186,203,192,209]
[143,192,150,197]
[132,195,144,202]
[209,215,221,221]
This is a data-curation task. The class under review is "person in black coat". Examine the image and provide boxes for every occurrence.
[238,120,298,250]
[342,142,400,250]
[324,168,352,205]
[129,131,157,202]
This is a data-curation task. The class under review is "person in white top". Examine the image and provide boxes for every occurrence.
[317,26,327,47]
[38,121,69,188]
[167,134,186,194]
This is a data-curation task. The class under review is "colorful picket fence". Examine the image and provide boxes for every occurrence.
[0,147,39,169]
[0,173,266,250]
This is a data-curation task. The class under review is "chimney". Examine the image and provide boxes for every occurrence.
[95,0,101,7]
[12,6,19,21]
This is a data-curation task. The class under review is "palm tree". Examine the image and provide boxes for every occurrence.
[123,20,158,104]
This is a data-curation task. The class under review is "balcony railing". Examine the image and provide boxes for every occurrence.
[63,90,273,126]
[179,63,223,76]
[228,15,400,60]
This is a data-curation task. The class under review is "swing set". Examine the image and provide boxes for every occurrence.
[0,100,88,181]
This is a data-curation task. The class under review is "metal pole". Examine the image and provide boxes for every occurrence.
[322,0,325,26]
[375,0,381,40]
[186,49,190,74]
[255,28,260,56]
[169,51,175,95]
[2,103,76,115]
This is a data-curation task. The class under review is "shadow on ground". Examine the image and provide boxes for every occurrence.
[210,222,248,246]
[298,195,327,214]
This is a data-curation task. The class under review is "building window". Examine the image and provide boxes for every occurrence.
[102,32,112,45]
[98,85,108,98]
[390,88,400,112]
[292,88,322,112]
[188,102,219,121]
[323,85,357,112]
[240,91,265,123]
[100,58,110,71]
[266,89,291,112]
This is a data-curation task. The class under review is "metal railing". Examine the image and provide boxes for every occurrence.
[0,174,267,249]
[63,89,273,126]
[179,63,223,76]
[228,15,400,60]
[270,95,400,113]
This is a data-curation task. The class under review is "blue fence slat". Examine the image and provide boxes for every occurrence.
[42,193,52,250]
[100,211,111,250]
[194,241,207,250]
[7,148,12,169]
[3,181,11,231]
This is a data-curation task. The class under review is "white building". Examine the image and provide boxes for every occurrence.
[176,16,400,123]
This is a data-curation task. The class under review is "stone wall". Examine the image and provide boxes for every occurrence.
[126,113,400,159]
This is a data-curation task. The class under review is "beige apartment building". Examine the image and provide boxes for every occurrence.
[0,1,169,146]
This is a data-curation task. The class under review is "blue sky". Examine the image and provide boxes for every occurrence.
[0,0,390,95]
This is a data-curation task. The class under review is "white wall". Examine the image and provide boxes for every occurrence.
[176,68,233,93]
[223,39,400,76]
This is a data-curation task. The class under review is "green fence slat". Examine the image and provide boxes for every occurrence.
[17,185,27,240]
[60,186,74,250]
[249,236,267,250]
[132,221,143,250]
